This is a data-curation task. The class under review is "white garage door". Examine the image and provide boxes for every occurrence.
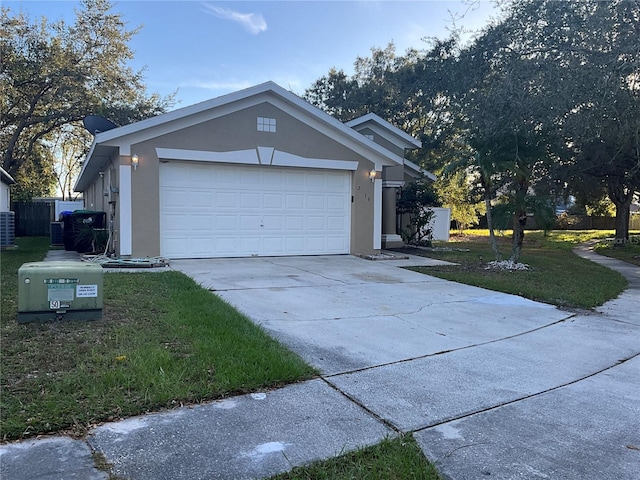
[159,162,351,258]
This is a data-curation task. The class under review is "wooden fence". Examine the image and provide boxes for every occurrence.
[11,201,53,236]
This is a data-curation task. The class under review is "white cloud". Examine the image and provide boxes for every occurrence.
[201,3,267,35]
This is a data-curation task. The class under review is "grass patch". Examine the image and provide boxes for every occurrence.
[594,241,640,266]
[1,238,316,441]
[399,230,628,309]
[270,435,440,480]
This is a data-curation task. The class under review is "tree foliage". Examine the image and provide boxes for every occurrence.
[0,0,174,199]
[305,0,639,253]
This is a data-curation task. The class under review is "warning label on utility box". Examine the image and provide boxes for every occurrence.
[76,285,98,298]
[48,284,75,302]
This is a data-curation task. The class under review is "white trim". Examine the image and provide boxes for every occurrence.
[119,165,132,256]
[373,178,382,250]
[156,147,259,165]
[156,147,359,171]
[272,151,358,171]
[257,147,275,165]
[382,180,405,188]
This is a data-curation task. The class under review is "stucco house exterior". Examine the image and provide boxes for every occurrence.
[75,82,433,259]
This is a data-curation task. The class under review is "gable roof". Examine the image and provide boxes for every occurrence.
[346,113,436,181]
[346,113,422,150]
[75,82,413,191]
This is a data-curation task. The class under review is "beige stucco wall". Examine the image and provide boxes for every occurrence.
[124,101,378,258]
[355,126,406,158]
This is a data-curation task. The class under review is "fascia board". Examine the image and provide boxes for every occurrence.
[0,166,16,185]
[75,143,118,191]
[75,140,97,191]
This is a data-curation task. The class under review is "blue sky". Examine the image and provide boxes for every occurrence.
[6,1,499,110]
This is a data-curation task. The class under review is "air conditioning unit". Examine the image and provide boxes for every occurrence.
[18,261,104,323]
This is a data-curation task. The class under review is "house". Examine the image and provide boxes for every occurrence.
[1,166,16,247]
[75,82,433,259]
[1,166,15,212]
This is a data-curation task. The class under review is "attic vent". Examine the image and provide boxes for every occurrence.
[257,117,276,133]
[364,134,374,141]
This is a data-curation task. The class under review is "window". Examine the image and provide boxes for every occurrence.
[257,117,276,132]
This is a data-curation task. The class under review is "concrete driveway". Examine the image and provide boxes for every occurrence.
[172,253,640,479]
[3,251,637,480]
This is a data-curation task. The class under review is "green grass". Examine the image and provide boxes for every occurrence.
[1,238,316,441]
[270,435,440,480]
[402,230,628,309]
[594,239,640,266]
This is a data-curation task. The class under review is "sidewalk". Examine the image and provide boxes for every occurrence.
[1,245,638,480]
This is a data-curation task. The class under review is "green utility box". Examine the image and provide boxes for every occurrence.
[18,261,104,323]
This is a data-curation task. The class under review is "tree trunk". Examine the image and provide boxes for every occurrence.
[510,211,526,263]
[484,190,502,261]
[481,172,501,261]
[608,182,633,245]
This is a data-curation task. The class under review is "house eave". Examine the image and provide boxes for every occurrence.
[77,82,407,180]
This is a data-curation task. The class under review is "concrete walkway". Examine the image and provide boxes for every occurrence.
[1,247,638,479]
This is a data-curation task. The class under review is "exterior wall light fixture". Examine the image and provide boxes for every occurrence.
[369,169,377,182]
[131,154,139,170]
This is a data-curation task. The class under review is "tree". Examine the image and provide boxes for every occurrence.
[448,15,560,262]
[51,126,90,200]
[0,0,173,199]
[494,0,640,244]
[397,179,440,245]
[435,169,485,232]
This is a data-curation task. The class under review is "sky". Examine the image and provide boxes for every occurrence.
[5,0,500,111]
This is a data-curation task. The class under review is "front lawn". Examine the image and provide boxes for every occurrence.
[400,230,628,309]
[595,239,640,266]
[0,237,316,441]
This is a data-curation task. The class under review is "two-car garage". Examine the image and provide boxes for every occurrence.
[76,82,423,260]
[159,162,352,258]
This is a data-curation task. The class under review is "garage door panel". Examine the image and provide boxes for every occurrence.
[286,216,304,231]
[264,193,283,209]
[160,163,350,258]
[285,194,305,209]
[216,237,237,254]
[263,216,283,230]
[216,192,236,208]
[239,237,261,253]
[328,195,348,210]
[327,236,349,251]
[308,195,325,209]
[240,215,260,230]
[214,215,236,231]
[263,237,284,254]
[307,217,325,230]
[191,214,213,230]
[240,193,261,208]
[163,189,188,208]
